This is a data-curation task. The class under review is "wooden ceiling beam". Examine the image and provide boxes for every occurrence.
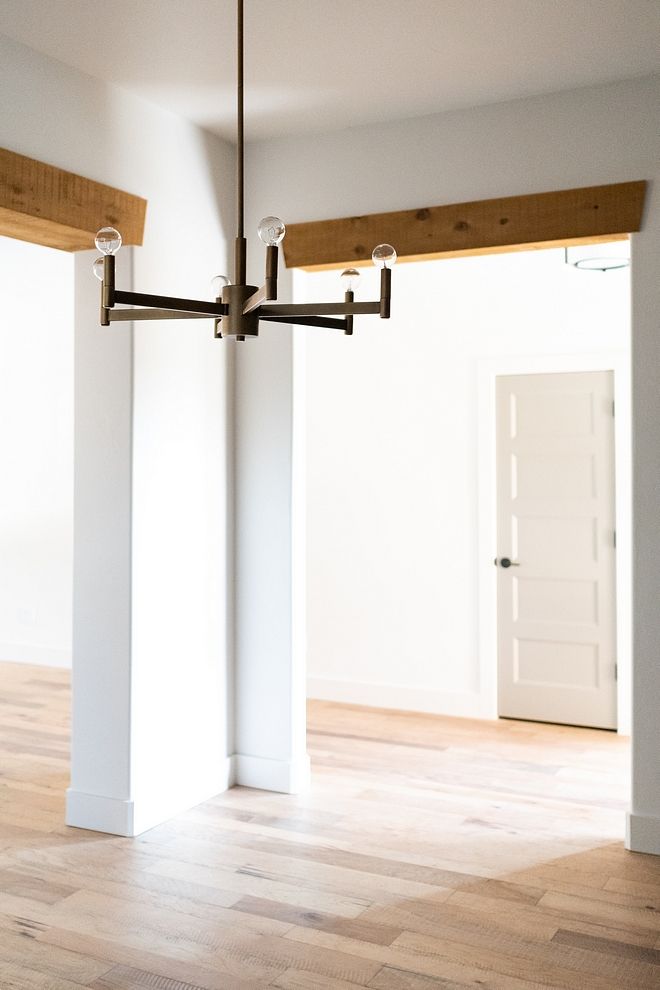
[0,148,147,252]
[283,181,647,270]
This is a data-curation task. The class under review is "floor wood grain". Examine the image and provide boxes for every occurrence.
[0,661,657,988]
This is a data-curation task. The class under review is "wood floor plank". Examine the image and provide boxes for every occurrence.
[552,927,660,966]
[287,914,660,990]
[0,959,98,990]
[1,860,294,937]
[232,894,402,945]
[359,895,559,943]
[538,890,660,933]
[457,877,546,905]
[0,865,78,904]
[367,968,470,990]
[38,926,274,990]
[134,829,451,903]
[42,887,289,969]
[394,925,660,989]
[142,855,373,918]
[270,970,371,990]
[605,875,660,900]
[282,926,550,990]
[0,924,112,984]
[208,832,480,889]
[89,963,215,990]
[554,917,659,950]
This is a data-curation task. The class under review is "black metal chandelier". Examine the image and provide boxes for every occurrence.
[94,0,395,340]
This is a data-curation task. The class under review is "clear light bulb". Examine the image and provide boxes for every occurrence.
[211,274,231,297]
[92,257,105,281]
[340,268,361,293]
[95,227,122,255]
[372,243,397,269]
[257,216,286,246]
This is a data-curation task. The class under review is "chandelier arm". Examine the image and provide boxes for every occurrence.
[259,301,382,318]
[243,284,271,315]
[108,309,214,322]
[113,290,227,318]
[260,315,348,330]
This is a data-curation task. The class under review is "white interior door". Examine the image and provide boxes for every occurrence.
[496,371,617,729]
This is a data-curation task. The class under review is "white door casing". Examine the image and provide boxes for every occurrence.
[496,371,617,729]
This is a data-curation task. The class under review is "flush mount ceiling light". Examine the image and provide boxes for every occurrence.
[93,0,395,339]
[564,245,630,272]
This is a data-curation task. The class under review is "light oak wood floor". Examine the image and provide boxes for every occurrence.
[1,661,658,989]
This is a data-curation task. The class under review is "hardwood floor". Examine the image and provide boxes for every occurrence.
[1,661,658,989]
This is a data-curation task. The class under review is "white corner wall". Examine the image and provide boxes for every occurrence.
[244,74,660,850]
[0,34,235,835]
[0,236,73,669]
[298,248,630,725]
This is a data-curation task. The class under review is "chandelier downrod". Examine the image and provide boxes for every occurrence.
[235,0,247,286]
[237,0,244,241]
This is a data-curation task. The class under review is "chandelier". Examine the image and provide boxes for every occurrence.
[93,0,395,339]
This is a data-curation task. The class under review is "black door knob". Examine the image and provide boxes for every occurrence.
[500,557,512,568]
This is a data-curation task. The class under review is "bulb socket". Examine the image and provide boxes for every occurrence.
[345,290,354,336]
[102,254,116,309]
[379,266,391,319]
[265,245,279,300]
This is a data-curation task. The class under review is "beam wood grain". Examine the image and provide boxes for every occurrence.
[283,181,646,269]
[0,148,146,251]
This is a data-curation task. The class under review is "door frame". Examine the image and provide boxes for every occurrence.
[477,352,631,733]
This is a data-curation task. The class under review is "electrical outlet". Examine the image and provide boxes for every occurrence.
[17,606,37,626]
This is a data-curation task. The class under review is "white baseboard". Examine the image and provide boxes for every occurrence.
[66,789,135,836]
[0,643,71,668]
[626,812,660,855]
[232,752,311,793]
[307,676,488,719]
[66,756,235,837]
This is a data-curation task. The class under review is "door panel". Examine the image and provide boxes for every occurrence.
[496,371,617,729]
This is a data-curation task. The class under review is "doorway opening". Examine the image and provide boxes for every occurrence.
[0,234,74,780]
[294,240,630,733]
[0,235,74,670]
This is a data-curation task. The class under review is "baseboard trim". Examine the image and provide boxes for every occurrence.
[233,753,311,793]
[626,812,660,855]
[307,676,488,719]
[66,756,235,837]
[66,789,134,836]
[0,643,71,668]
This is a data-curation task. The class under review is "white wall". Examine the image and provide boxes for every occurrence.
[0,236,73,668]
[0,34,235,835]
[297,247,630,724]
[243,73,660,850]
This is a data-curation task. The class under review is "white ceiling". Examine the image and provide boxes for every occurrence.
[1,0,659,142]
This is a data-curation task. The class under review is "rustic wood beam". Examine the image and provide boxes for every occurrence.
[283,181,647,270]
[0,148,147,252]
